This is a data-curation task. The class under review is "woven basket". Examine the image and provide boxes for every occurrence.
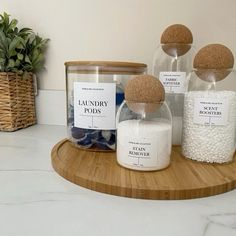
[0,72,36,131]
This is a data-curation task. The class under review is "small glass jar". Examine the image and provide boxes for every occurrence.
[182,69,236,163]
[152,43,195,145]
[65,61,147,151]
[116,101,172,171]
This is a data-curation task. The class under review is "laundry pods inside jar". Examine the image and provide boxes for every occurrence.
[116,75,172,171]
[152,24,195,145]
[182,44,236,163]
[65,61,147,151]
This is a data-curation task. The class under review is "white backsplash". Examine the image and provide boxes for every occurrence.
[36,90,66,125]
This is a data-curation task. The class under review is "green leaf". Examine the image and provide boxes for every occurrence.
[0,31,8,51]
[19,27,32,33]
[25,55,31,64]
[7,58,15,68]
[22,64,33,71]
[3,12,10,26]
[9,36,22,52]
[13,27,19,34]
[8,19,18,31]
[15,59,21,67]
[17,53,23,60]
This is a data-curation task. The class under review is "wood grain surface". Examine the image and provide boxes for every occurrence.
[51,139,236,200]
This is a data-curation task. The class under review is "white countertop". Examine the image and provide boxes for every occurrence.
[0,125,236,236]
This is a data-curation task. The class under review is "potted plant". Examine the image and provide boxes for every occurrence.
[0,12,49,131]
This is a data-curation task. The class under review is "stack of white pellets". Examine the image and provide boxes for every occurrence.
[182,90,236,163]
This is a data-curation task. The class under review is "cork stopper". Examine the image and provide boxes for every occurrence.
[161,24,193,57]
[193,44,234,82]
[125,75,165,113]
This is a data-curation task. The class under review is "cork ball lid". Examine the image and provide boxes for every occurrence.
[125,75,165,113]
[161,24,193,44]
[160,24,193,57]
[194,44,234,69]
[193,44,234,81]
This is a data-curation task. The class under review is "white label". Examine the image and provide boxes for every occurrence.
[193,98,229,126]
[159,71,186,94]
[74,82,116,130]
[119,137,158,168]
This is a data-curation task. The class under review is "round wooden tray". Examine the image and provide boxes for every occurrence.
[51,139,236,200]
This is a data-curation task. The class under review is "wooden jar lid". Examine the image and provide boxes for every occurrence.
[65,61,147,68]
[65,61,147,74]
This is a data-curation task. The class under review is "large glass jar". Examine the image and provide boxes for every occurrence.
[152,43,195,145]
[116,101,172,171]
[65,61,147,151]
[182,69,236,163]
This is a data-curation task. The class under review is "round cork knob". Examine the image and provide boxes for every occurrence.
[125,75,165,113]
[193,44,234,81]
[161,24,193,57]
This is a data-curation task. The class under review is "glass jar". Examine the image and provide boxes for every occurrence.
[116,101,172,171]
[65,61,147,151]
[182,69,236,163]
[152,43,195,145]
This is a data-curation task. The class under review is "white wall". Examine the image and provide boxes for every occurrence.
[1,0,236,90]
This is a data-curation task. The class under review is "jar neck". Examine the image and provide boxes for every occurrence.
[160,43,193,58]
[188,69,234,91]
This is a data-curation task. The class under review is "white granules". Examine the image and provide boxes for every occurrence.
[117,119,172,171]
[182,90,236,163]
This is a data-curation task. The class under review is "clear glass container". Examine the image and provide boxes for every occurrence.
[65,61,147,151]
[182,69,236,163]
[152,43,195,145]
[116,101,172,171]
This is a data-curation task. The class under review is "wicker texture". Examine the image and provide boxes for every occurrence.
[0,72,36,131]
